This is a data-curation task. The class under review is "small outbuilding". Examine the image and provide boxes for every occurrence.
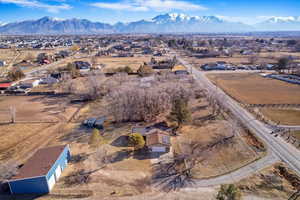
[83,116,106,129]
[8,145,71,194]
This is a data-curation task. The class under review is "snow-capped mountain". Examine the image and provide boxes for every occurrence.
[0,14,300,34]
[0,16,114,34]
[115,13,253,33]
[255,16,300,31]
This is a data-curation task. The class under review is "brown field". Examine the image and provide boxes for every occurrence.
[292,131,300,140]
[0,96,79,122]
[259,52,300,59]
[238,163,299,199]
[260,108,300,125]
[176,121,261,179]
[0,95,82,162]
[173,98,262,179]
[207,73,300,104]
[185,54,275,66]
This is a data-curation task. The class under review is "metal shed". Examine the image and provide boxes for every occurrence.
[8,145,71,194]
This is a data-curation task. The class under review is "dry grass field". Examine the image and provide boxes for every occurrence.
[260,108,300,125]
[176,121,261,179]
[184,54,276,66]
[0,49,61,65]
[0,95,82,162]
[259,52,300,59]
[207,73,300,104]
[237,163,299,200]
[0,96,79,122]
[292,131,300,140]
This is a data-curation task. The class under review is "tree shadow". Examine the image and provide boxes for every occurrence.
[109,149,132,163]
[110,135,129,147]
[133,149,165,160]
[59,126,89,143]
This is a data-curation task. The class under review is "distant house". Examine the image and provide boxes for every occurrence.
[39,77,59,85]
[0,60,6,67]
[0,82,12,91]
[146,131,171,153]
[83,117,106,129]
[74,61,91,72]
[172,65,189,75]
[8,145,71,194]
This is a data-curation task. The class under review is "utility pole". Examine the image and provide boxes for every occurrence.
[10,106,16,123]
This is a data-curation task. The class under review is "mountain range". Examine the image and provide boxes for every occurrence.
[0,13,300,34]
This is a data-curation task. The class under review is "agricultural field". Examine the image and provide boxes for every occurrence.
[184,54,276,66]
[260,108,300,125]
[207,73,300,105]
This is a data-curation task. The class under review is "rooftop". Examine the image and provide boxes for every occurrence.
[146,131,170,146]
[10,145,67,181]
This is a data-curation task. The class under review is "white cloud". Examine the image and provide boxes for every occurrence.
[91,0,207,11]
[0,0,71,12]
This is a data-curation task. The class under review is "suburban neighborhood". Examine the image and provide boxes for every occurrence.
[0,3,300,199]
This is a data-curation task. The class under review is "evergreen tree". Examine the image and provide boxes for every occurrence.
[169,98,191,128]
[89,129,103,148]
[216,184,242,200]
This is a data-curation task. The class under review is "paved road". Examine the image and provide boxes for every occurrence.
[170,50,300,176]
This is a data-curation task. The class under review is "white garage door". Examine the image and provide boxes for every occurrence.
[48,174,56,191]
[151,146,166,152]
[55,165,62,181]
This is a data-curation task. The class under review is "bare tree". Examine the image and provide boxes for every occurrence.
[248,55,259,65]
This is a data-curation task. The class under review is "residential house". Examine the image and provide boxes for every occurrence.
[0,60,6,67]
[146,131,171,153]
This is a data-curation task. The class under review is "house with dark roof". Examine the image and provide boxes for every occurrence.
[8,145,71,194]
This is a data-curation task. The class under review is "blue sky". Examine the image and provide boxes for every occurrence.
[0,0,300,24]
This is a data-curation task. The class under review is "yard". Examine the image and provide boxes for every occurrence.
[207,73,300,105]
[0,96,79,122]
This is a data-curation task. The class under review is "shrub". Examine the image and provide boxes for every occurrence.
[129,133,145,150]
[89,129,103,148]
[7,67,25,81]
